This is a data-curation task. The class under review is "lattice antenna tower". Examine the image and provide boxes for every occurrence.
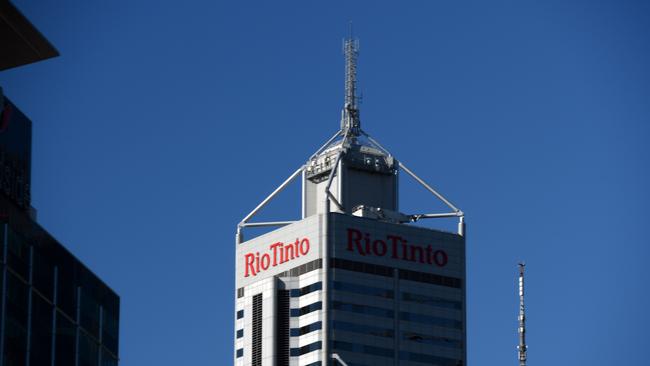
[518,263,528,366]
[341,25,361,137]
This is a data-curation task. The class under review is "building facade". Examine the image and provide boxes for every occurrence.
[234,37,466,366]
[0,3,120,365]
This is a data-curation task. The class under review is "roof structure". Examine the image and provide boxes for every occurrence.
[0,0,59,71]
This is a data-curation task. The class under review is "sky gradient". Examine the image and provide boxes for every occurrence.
[1,0,649,365]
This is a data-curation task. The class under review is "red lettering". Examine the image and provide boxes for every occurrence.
[410,245,425,263]
[294,239,301,257]
[260,254,270,270]
[299,238,310,255]
[346,228,365,255]
[244,253,256,277]
[284,243,295,261]
[372,239,387,256]
[425,245,433,264]
[433,250,448,267]
[387,235,402,258]
[270,242,283,266]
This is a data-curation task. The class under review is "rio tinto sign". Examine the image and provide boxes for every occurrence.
[243,238,311,277]
[345,228,448,267]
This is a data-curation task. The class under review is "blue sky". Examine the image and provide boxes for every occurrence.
[1,0,649,365]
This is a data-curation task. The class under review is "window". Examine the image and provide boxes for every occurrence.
[402,332,462,349]
[330,258,393,277]
[399,269,461,288]
[236,348,243,358]
[236,329,243,339]
[332,341,393,358]
[331,301,393,318]
[332,321,393,338]
[252,294,262,366]
[402,291,462,310]
[290,302,322,317]
[290,321,322,336]
[332,281,393,298]
[290,341,322,356]
[236,309,244,319]
[399,351,462,365]
[400,312,462,329]
[290,282,322,297]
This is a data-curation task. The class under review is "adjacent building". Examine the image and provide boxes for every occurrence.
[234,37,466,366]
[0,2,120,365]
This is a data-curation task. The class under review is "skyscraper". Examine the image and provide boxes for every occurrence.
[0,2,120,365]
[235,35,466,366]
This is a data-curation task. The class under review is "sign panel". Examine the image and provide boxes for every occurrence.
[236,214,323,288]
[329,214,465,278]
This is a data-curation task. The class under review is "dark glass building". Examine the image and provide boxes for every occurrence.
[0,2,120,365]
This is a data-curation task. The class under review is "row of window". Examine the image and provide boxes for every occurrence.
[0,267,119,366]
[290,341,322,356]
[291,281,322,297]
[330,258,462,289]
[332,320,394,338]
[331,301,462,330]
[402,291,462,310]
[331,281,393,299]
[403,332,463,349]
[400,312,462,329]
[332,280,462,311]
[291,321,322,336]
[332,340,463,365]
[291,301,322,317]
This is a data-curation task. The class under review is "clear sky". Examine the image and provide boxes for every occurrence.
[1,0,649,365]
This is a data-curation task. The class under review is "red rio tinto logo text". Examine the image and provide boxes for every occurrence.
[346,228,448,267]
[244,238,310,277]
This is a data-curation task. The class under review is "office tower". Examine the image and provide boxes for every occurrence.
[235,35,465,366]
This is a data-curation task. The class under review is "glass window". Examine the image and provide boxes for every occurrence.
[290,301,322,317]
[290,341,321,356]
[401,292,462,310]
[290,321,322,336]
[236,329,243,339]
[399,351,462,366]
[402,332,462,349]
[332,321,393,338]
[331,301,393,318]
[102,298,120,356]
[332,281,393,299]
[80,287,101,338]
[101,348,118,366]
[54,311,76,366]
[32,245,55,301]
[5,272,28,366]
[6,226,30,280]
[30,291,53,366]
[400,312,462,329]
[331,341,393,358]
[236,348,243,358]
[290,282,322,297]
[79,331,99,366]
[236,309,244,319]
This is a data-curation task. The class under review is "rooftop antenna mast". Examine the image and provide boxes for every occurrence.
[341,23,360,137]
[517,263,528,366]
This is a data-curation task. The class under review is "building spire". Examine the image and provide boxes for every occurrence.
[518,263,528,366]
[341,23,360,137]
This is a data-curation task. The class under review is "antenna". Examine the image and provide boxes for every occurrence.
[341,23,360,137]
[517,263,528,366]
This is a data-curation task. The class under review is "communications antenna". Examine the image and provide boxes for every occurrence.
[341,24,360,137]
[236,31,465,243]
[517,263,528,366]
